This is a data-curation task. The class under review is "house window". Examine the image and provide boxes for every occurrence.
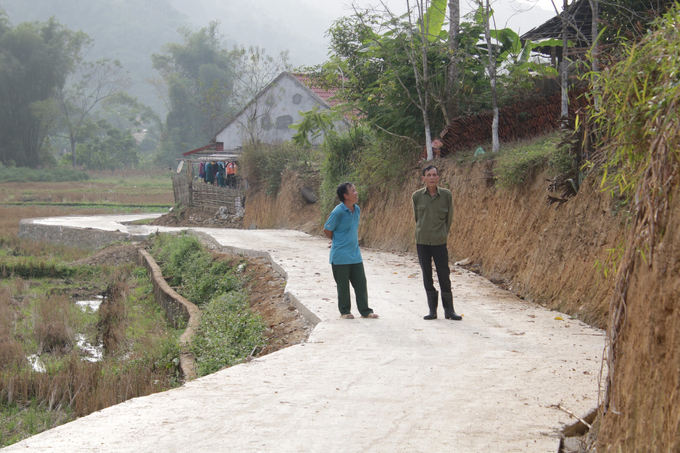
[292,93,302,105]
[276,115,293,130]
[261,114,273,130]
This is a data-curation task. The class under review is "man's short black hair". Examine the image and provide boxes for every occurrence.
[336,182,353,202]
[422,165,438,176]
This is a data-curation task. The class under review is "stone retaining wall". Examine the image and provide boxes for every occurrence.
[137,248,200,380]
[18,219,146,250]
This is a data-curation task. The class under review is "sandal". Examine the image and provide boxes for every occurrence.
[362,313,379,319]
[340,314,354,319]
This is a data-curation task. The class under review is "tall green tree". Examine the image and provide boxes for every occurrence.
[72,120,139,170]
[0,0,188,113]
[55,56,131,168]
[323,1,452,157]
[0,14,87,167]
[152,22,236,165]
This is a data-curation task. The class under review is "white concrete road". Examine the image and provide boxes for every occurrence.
[8,215,605,453]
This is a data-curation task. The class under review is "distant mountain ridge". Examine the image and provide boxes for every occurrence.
[1,0,335,113]
[1,0,189,112]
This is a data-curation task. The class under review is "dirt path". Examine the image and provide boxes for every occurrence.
[10,215,605,452]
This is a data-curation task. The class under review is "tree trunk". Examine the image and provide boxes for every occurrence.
[415,0,433,161]
[560,0,569,126]
[483,0,499,152]
[71,135,77,169]
[445,0,460,122]
[588,0,599,111]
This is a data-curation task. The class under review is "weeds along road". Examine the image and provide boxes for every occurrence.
[12,215,605,453]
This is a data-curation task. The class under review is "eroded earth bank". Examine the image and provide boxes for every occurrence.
[244,160,679,451]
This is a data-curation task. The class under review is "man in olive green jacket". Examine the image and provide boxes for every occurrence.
[412,165,462,321]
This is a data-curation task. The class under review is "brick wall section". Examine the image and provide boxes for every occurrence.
[440,89,589,155]
[137,248,200,380]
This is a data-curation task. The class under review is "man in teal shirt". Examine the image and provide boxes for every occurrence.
[324,182,378,319]
[412,166,462,321]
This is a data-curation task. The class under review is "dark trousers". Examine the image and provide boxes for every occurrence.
[416,244,451,293]
[331,262,373,317]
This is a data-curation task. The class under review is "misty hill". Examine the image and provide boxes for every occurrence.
[1,0,188,112]
[168,0,332,67]
[1,0,334,114]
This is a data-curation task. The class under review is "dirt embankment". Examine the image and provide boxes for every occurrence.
[245,161,626,329]
[595,184,680,452]
[243,169,323,235]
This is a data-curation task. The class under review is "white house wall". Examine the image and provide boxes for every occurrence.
[215,74,346,148]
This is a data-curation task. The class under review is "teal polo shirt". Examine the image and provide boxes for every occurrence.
[324,203,362,265]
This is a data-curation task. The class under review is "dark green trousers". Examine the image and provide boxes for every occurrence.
[331,262,373,317]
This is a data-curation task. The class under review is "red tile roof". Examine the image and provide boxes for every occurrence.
[291,73,342,107]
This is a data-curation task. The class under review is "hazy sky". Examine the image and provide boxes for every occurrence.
[170,0,560,67]
[298,0,558,34]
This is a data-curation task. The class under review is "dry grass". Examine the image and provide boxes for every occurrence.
[34,294,74,355]
[99,279,129,354]
[0,289,25,369]
[0,269,179,429]
[1,353,175,416]
[0,181,172,204]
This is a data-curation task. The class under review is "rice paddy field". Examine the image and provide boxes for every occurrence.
[0,169,174,238]
[0,169,180,447]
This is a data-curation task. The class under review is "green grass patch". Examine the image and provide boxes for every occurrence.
[0,400,74,447]
[149,232,244,306]
[148,232,267,376]
[490,132,569,188]
[189,291,265,376]
[0,258,99,280]
[0,167,89,183]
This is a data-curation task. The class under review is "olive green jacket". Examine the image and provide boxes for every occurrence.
[412,186,453,246]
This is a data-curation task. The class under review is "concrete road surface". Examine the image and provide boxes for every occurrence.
[8,215,606,452]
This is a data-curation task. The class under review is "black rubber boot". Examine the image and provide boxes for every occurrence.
[442,292,462,321]
[423,291,438,320]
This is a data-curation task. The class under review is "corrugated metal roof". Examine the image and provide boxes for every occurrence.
[521,0,593,55]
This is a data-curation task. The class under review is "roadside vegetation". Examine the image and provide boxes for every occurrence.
[148,232,266,376]
[243,126,575,221]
